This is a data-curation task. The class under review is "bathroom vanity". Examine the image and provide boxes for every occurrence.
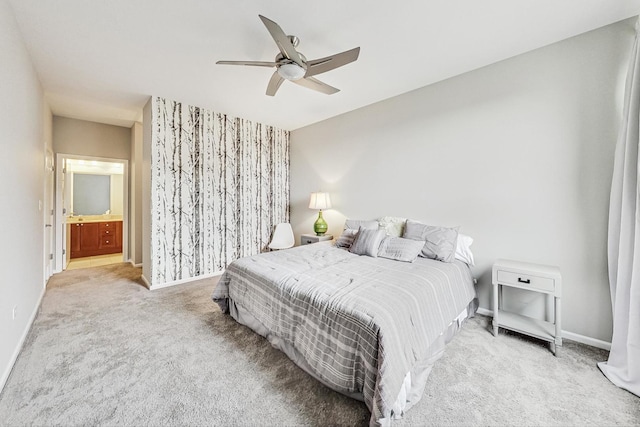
[67,216,122,258]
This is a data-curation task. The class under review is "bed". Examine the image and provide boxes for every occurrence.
[212,239,476,426]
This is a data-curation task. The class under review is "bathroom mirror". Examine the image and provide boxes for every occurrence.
[72,174,110,215]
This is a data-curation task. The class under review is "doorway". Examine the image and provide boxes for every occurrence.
[54,154,129,272]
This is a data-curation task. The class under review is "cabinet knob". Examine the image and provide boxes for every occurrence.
[106,240,109,243]
[105,231,109,234]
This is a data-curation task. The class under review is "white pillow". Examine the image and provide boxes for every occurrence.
[455,234,475,266]
[349,227,386,257]
[403,219,459,263]
[378,216,407,237]
[335,228,358,249]
[378,236,424,262]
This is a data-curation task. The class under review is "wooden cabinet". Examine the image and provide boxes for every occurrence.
[99,221,116,249]
[115,221,122,248]
[70,221,123,258]
[70,224,81,254]
[79,222,100,252]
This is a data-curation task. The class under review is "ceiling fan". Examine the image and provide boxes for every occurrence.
[216,15,360,96]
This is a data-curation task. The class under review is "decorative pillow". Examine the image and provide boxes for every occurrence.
[335,228,359,249]
[378,236,424,262]
[344,219,379,231]
[403,219,459,263]
[349,227,386,257]
[378,216,407,237]
[456,233,475,266]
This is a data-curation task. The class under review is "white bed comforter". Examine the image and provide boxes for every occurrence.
[212,242,476,425]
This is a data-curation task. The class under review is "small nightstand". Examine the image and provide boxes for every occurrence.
[300,233,333,245]
[492,259,562,356]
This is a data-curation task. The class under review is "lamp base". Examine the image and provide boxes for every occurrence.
[313,211,328,236]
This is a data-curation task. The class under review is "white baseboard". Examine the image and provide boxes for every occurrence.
[562,331,611,351]
[128,260,142,268]
[148,271,224,291]
[476,307,493,318]
[475,307,611,351]
[0,286,46,393]
[140,274,151,289]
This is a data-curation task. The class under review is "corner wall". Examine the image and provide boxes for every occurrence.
[130,122,143,265]
[290,18,634,344]
[142,99,152,285]
[0,0,48,390]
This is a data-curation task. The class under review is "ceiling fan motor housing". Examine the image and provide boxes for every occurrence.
[275,51,307,81]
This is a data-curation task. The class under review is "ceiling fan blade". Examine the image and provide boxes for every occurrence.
[266,71,285,96]
[293,76,340,95]
[305,47,360,77]
[216,60,277,68]
[258,15,305,68]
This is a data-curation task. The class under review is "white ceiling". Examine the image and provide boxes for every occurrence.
[7,0,640,130]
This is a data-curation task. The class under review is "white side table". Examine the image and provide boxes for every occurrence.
[300,233,333,245]
[492,259,562,356]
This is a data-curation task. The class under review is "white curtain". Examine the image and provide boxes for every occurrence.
[598,18,640,397]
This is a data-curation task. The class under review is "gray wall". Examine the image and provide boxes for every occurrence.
[142,99,152,284]
[290,18,634,344]
[130,122,143,265]
[53,116,131,160]
[52,116,140,263]
[0,0,50,390]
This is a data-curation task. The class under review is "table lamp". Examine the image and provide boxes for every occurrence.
[308,192,331,236]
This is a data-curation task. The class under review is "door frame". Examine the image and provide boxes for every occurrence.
[44,148,55,282]
[54,153,129,272]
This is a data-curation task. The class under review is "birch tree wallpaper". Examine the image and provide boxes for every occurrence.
[150,97,290,285]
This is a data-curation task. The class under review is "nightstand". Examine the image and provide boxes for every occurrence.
[492,259,562,356]
[300,233,333,245]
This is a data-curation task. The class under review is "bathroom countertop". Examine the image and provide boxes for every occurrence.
[66,215,123,224]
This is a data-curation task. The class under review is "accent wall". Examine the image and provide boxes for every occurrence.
[146,97,290,287]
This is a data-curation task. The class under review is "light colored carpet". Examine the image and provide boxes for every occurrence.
[0,263,638,426]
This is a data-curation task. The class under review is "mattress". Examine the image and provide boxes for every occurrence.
[212,242,476,425]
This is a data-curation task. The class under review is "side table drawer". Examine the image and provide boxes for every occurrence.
[496,270,554,293]
[301,236,316,245]
[300,234,333,246]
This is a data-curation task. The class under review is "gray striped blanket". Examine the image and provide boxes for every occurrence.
[212,242,476,425]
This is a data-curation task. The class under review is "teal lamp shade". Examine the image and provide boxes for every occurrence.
[309,192,332,236]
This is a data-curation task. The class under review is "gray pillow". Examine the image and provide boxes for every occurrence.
[344,219,379,231]
[378,236,424,262]
[335,228,358,249]
[349,227,386,257]
[403,219,459,263]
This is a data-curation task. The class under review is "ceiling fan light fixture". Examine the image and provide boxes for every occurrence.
[216,15,359,95]
[277,63,305,81]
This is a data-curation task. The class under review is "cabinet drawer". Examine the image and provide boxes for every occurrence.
[99,221,116,231]
[496,270,555,292]
[301,236,316,245]
[101,235,116,247]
